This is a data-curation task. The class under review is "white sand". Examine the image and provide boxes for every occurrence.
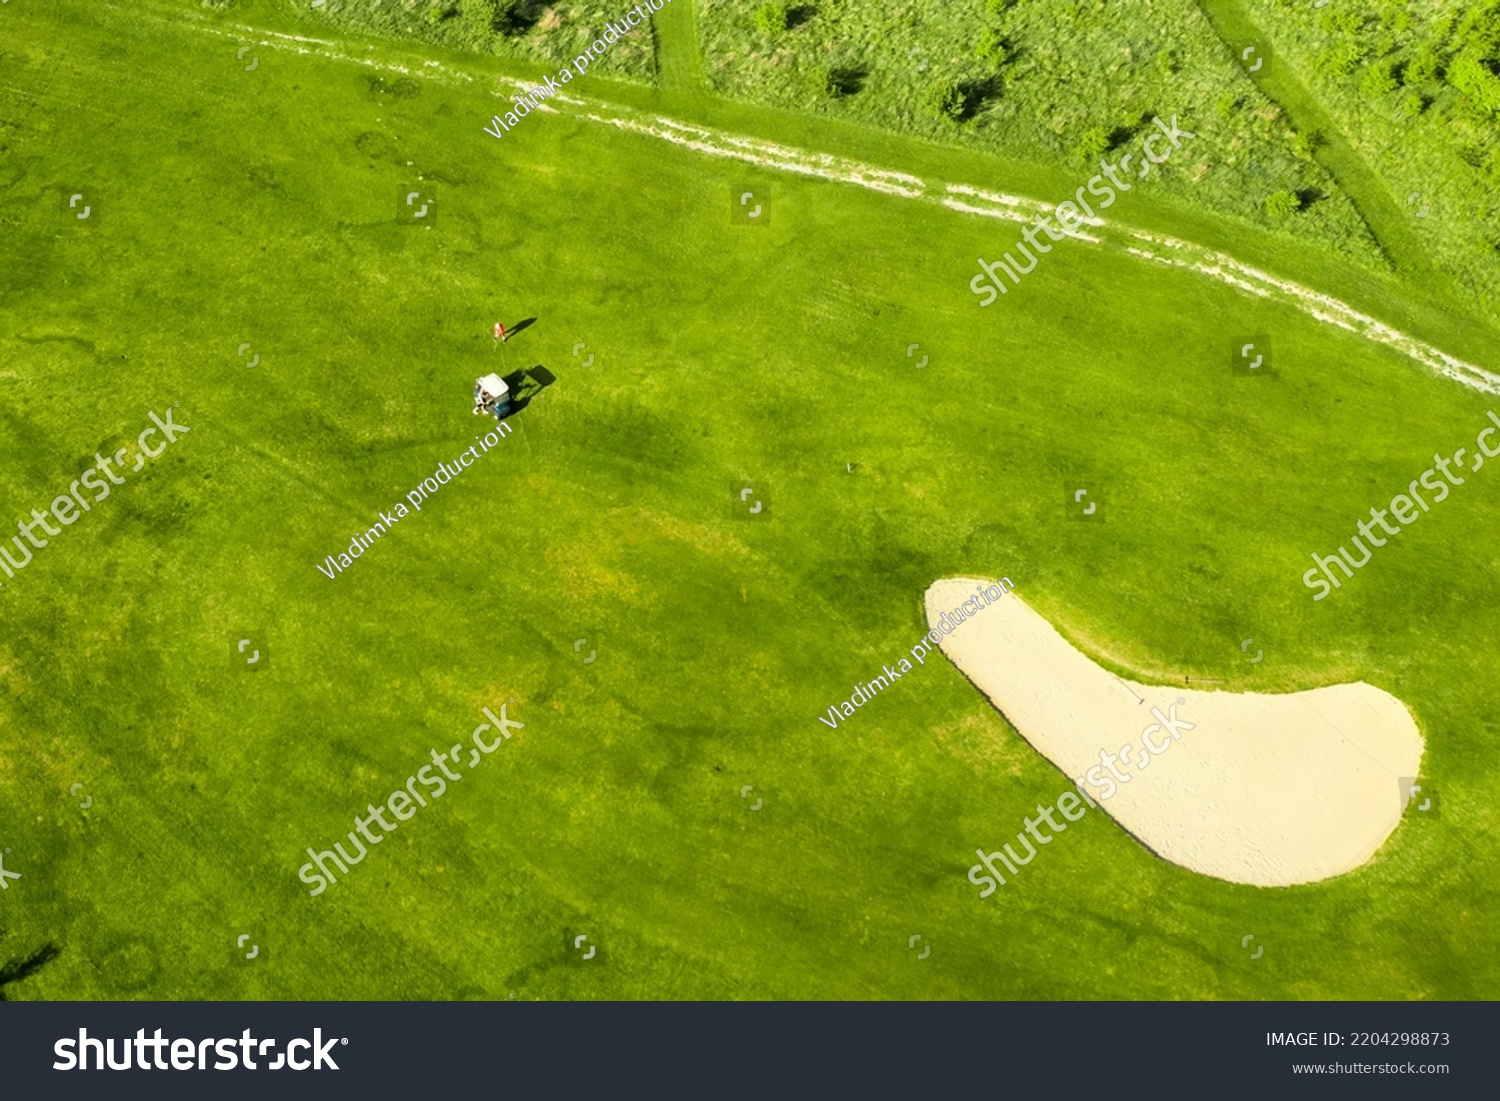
[928,580,1424,887]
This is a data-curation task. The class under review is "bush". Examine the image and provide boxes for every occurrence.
[924,77,970,122]
[976,27,1008,66]
[1075,126,1110,162]
[1404,48,1442,87]
[460,0,493,37]
[1316,42,1363,79]
[986,0,1012,13]
[1447,51,1500,116]
[1288,129,1322,158]
[1320,8,1362,36]
[753,2,790,34]
[460,0,528,38]
[1264,189,1303,218]
[1360,59,1399,98]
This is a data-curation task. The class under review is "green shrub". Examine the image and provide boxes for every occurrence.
[986,0,1012,13]
[976,27,1009,65]
[460,0,495,38]
[1320,8,1362,36]
[924,77,969,122]
[459,0,527,39]
[1316,42,1363,79]
[1360,59,1399,98]
[1404,48,1442,87]
[1454,1,1500,56]
[1447,51,1500,116]
[1264,189,1303,218]
[1076,126,1110,161]
[1289,129,1320,158]
[1383,7,1413,38]
[753,2,790,34]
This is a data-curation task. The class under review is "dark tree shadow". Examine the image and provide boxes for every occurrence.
[957,76,1003,120]
[787,5,817,29]
[825,64,867,98]
[1295,186,1326,210]
[498,364,556,416]
[1107,114,1150,148]
[0,942,61,1001]
[987,40,1021,74]
[496,0,549,35]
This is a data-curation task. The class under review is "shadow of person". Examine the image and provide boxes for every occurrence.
[508,317,537,339]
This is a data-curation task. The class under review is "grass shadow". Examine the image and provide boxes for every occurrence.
[0,942,61,1001]
[825,64,867,98]
[958,76,1003,120]
[365,74,421,101]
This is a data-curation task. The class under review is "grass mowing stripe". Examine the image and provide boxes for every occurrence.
[654,0,708,98]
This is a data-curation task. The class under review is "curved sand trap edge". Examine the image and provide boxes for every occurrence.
[927,580,1424,887]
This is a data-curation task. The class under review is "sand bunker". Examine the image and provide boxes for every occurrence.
[928,579,1424,887]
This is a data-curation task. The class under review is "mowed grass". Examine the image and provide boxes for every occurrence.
[0,0,1497,999]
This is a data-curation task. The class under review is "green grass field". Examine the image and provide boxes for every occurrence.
[1,0,1498,1000]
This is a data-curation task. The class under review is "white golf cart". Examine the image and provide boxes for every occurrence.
[473,373,512,419]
